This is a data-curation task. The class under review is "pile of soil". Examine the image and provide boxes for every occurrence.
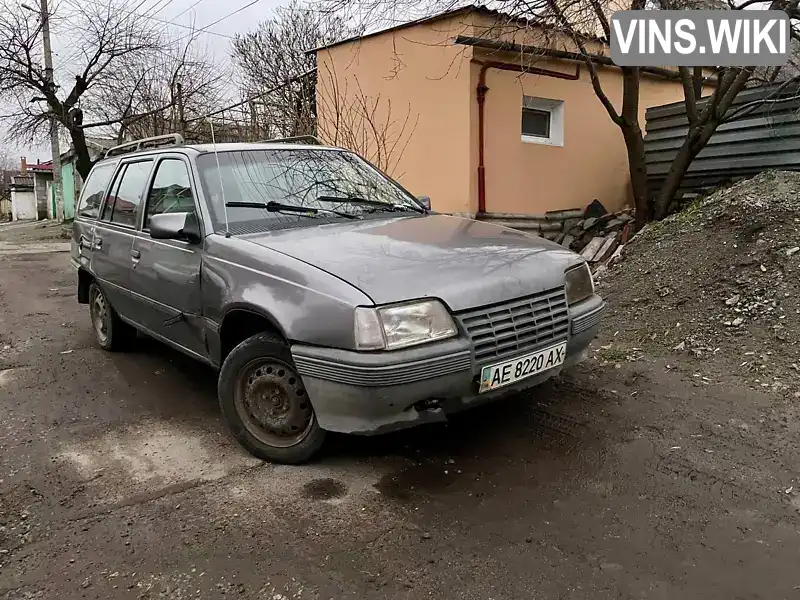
[597,170,800,396]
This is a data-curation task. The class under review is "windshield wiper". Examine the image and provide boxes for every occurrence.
[316,195,424,214]
[225,201,359,220]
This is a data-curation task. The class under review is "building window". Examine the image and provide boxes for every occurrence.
[522,108,551,138]
[521,96,564,147]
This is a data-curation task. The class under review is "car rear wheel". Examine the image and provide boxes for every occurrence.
[88,282,134,351]
[218,332,325,464]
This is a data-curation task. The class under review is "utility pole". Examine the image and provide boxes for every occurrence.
[38,0,63,222]
[175,82,186,139]
[249,100,258,141]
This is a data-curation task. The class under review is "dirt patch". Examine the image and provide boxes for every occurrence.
[56,420,261,505]
[0,484,42,562]
[597,170,800,396]
[0,221,70,243]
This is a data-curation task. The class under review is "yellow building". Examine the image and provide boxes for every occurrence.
[314,6,686,218]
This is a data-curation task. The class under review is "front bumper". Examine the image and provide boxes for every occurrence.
[292,294,605,435]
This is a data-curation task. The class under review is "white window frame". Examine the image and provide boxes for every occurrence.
[521,96,565,147]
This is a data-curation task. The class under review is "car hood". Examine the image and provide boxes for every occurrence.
[239,214,582,312]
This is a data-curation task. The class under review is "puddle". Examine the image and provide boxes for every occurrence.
[301,477,348,500]
[374,462,468,500]
[207,461,385,513]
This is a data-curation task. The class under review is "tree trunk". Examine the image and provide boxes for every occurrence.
[654,120,719,219]
[622,123,649,230]
[618,67,648,231]
[67,108,93,180]
[654,138,697,219]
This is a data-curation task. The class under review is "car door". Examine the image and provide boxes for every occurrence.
[91,159,154,322]
[129,155,206,357]
[71,161,116,273]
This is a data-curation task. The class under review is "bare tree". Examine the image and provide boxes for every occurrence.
[232,0,361,139]
[91,44,225,143]
[0,0,184,179]
[316,61,418,175]
[0,148,16,172]
[320,0,800,228]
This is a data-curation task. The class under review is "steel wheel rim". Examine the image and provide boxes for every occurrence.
[234,358,314,448]
[91,290,109,344]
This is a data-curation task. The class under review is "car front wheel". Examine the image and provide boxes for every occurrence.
[218,332,325,464]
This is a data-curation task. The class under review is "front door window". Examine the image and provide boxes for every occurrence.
[144,159,196,230]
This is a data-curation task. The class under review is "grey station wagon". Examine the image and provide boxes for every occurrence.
[71,134,605,463]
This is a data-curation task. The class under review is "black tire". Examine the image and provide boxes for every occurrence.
[88,282,135,351]
[218,332,326,464]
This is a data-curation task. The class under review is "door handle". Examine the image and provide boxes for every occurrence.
[130,249,141,259]
[94,237,102,249]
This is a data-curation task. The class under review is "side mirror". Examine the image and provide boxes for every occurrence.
[416,195,431,211]
[149,212,202,244]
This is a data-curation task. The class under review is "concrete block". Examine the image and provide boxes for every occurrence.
[544,208,583,221]
[580,236,606,261]
[593,233,620,262]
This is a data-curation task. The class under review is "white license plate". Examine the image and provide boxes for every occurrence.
[479,342,567,393]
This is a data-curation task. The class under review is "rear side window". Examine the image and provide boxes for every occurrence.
[101,160,153,228]
[76,163,115,219]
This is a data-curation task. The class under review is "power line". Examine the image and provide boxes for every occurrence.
[156,17,234,41]
[169,0,208,21]
[53,0,251,105]
[149,0,214,51]
[54,0,231,70]
[129,0,157,16]
[59,0,234,39]
[170,0,260,46]
[153,13,237,40]
[185,67,315,123]
[145,0,177,17]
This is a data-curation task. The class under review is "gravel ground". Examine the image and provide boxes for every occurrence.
[1,240,800,598]
[597,170,800,396]
[0,220,70,243]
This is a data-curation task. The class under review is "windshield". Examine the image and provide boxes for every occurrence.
[196,148,420,231]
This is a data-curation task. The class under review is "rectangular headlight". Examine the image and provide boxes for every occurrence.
[565,262,594,305]
[354,300,457,350]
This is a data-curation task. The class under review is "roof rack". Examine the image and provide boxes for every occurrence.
[258,135,324,145]
[105,133,184,158]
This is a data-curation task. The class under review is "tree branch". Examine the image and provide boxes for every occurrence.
[679,67,699,124]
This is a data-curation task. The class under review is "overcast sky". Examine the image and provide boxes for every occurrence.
[11,0,290,161]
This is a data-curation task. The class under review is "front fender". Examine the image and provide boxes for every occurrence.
[202,235,371,350]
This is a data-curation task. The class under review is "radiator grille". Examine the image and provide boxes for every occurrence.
[455,287,569,363]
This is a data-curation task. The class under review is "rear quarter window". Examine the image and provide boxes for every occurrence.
[76,162,116,219]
